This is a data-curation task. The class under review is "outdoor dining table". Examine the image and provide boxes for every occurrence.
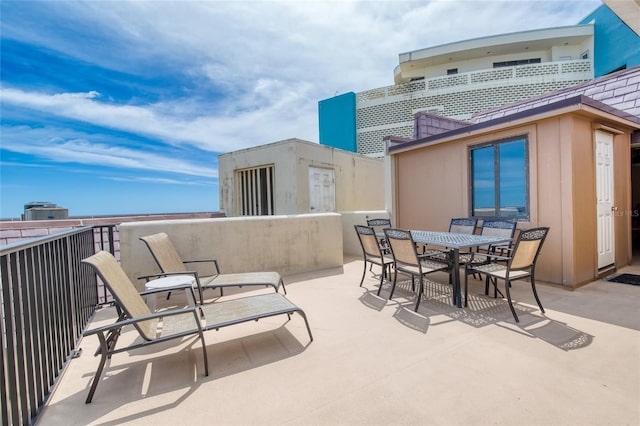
[409,230,513,308]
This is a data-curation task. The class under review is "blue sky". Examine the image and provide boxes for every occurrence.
[0,0,601,219]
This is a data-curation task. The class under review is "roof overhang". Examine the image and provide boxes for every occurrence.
[397,25,593,72]
[388,95,640,155]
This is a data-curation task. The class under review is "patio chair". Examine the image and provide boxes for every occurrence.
[366,217,391,231]
[463,227,550,322]
[384,228,449,311]
[366,218,392,268]
[140,232,285,303]
[366,218,392,271]
[82,251,312,403]
[354,225,394,293]
[449,217,479,234]
[423,217,480,283]
[471,219,517,255]
[461,219,517,293]
[423,217,479,258]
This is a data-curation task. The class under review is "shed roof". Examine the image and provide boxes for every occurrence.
[388,94,640,154]
[472,65,640,123]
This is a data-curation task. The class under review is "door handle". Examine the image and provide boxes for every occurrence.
[611,206,618,212]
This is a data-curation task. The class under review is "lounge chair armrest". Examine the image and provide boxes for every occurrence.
[138,271,199,281]
[139,283,195,297]
[182,259,220,274]
[83,306,199,337]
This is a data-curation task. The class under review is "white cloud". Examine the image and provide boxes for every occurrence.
[109,176,211,186]
[1,0,602,153]
[1,86,316,152]
[0,125,218,178]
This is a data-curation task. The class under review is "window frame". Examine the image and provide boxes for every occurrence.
[492,58,541,68]
[236,164,275,216]
[468,135,530,220]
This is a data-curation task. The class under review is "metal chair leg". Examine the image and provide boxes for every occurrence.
[359,261,367,287]
[377,264,385,293]
[86,332,109,403]
[414,276,424,312]
[388,268,399,299]
[504,279,519,322]
[530,272,545,313]
[464,268,469,307]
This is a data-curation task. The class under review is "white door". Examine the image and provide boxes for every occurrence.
[309,167,335,213]
[595,130,615,269]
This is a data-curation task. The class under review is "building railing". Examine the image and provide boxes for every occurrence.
[358,59,593,103]
[1,225,115,426]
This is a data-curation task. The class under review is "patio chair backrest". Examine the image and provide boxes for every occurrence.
[478,219,517,251]
[449,218,478,234]
[366,218,391,228]
[83,251,157,340]
[355,225,384,258]
[509,227,550,270]
[384,228,419,267]
[140,232,188,273]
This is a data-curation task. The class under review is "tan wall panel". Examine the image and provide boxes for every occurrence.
[534,119,567,285]
[613,132,632,266]
[395,143,466,231]
[571,117,598,285]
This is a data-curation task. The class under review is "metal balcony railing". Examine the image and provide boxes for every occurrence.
[1,226,115,426]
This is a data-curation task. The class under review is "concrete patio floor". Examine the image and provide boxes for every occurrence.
[40,257,640,425]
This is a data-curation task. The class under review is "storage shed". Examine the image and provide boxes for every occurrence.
[387,95,640,288]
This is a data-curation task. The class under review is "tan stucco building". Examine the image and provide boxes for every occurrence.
[387,95,640,288]
[218,138,385,216]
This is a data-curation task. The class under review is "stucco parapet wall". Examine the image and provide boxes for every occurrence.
[119,213,344,290]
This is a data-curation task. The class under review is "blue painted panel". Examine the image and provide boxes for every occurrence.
[318,92,356,152]
[580,5,640,76]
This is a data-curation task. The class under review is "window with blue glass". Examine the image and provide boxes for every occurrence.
[470,136,528,219]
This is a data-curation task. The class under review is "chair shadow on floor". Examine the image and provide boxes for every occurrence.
[359,291,388,311]
[66,322,309,425]
[369,277,593,351]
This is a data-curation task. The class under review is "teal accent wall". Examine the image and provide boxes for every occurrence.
[318,92,356,152]
[580,5,640,76]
